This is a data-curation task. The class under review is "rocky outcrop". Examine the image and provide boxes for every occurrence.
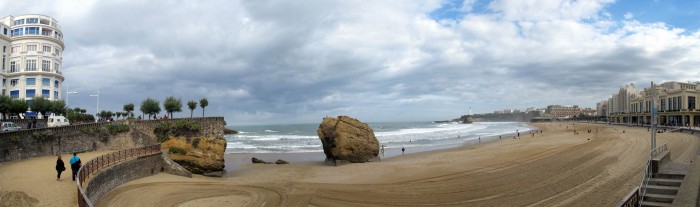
[224,128,238,135]
[317,116,380,165]
[252,157,272,164]
[161,136,226,174]
[275,159,289,164]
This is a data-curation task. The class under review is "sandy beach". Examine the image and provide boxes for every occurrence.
[0,150,114,207]
[2,123,699,206]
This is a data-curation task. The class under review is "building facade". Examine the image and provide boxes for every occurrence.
[607,84,641,123]
[609,81,700,127]
[0,14,64,102]
[545,105,581,118]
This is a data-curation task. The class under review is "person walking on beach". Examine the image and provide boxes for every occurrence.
[70,153,81,181]
[381,145,385,156]
[401,147,405,155]
[55,155,66,181]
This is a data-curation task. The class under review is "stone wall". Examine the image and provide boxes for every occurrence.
[0,117,225,163]
[86,153,191,204]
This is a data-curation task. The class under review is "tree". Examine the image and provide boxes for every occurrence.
[0,96,12,119]
[51,100,67,115]
[187,100,197,118]
[140,98,161,120]
[30,97,52,115]
[163,96,182,118]
[80,109,86,114]
[199,98,208,117]
[123,103,135,118]
[11,99,29,117]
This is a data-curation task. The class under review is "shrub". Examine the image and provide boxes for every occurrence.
[31,130,55,143]
[154,122,171,142]
[168,147,187,155]
[171,120,201,137]
[9,136,20,144]
[105,124,130,135]
[192,137,201,148]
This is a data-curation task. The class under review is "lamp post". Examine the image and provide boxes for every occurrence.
[90,89,100,120]
[64,85,78,108]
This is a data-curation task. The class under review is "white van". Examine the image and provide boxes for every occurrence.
[48,114,70,127]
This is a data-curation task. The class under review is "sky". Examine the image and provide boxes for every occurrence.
[3,0,700,126]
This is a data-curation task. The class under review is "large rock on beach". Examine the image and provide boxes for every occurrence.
[317,116,380,165]
[161,136,227,174]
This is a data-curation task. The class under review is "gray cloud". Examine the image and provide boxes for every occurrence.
[5,0,700,125]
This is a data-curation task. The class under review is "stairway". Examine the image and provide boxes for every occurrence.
[640,173,685,207]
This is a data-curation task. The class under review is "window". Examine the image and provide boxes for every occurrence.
[43,45,51,52]
[10,61,18,72]
[690,96,696,110]
[27,44,37,51]
[10,79,18,87]
[10,90,19,99]
[54,80,58,88]
[11,28,23,37]
[11,46,19,53]
[54,48,60,56]
[42,60,50,72]
[26,60,37,71]
[2,28,6,35]
[13,19,24,26]
[42,78,50,86]
[54,63,59,73]
[25,27,39,35]
[2,55,4,70]
[26,18,38,24]
[26,78,36,86]
[26,89,36,98]
[42,89,50,98]
[661,99,666,111]
[54,91,58,99]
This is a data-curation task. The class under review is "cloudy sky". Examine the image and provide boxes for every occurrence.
[3,0,700,125]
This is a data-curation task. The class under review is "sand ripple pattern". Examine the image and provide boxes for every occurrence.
[97,124,700,207]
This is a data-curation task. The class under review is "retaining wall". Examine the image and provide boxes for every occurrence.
[86,153,191,204]
[0,117,225,163]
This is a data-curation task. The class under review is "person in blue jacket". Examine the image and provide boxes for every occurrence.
[69,153,81,181]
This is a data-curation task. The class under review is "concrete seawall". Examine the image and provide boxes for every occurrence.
[0,117,225,163]
[86,153,191,204]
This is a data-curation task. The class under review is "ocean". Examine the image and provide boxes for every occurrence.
[225,121,536,154]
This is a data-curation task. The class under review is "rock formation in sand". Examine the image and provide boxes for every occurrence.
[161,136,226,174]
[317,116,380,165]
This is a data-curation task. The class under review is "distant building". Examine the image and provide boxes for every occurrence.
[0,14,64,102]
[607,84,641,121]
[596,100,608,116]
[545,105,581,118]
[608,81,700,126]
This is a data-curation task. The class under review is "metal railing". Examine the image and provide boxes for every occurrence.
[637,144,668,206]
[76,144,161,207]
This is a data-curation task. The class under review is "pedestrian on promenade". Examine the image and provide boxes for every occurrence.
[70,153,81,181]
[55,155,65,181]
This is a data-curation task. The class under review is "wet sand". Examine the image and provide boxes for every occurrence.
[96,123,700,206]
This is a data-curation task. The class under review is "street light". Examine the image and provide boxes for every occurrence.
[90,89,100,120]
[64,85,78,107]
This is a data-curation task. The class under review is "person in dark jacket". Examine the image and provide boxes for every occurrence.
[69,153,81,181]
[55,155,66,181]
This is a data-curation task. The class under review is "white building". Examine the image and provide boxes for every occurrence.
[0,14,64,102]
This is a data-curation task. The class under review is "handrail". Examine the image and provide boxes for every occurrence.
[75,144,161,207]
[637,144,668,207]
